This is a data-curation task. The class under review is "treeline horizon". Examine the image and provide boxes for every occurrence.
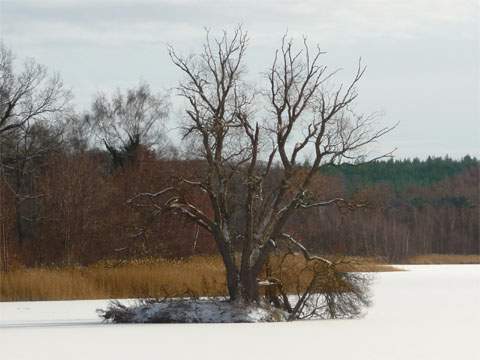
[1,137,478,268]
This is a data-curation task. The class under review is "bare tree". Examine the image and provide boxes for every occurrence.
[0,42,69,198]
[0,43,71,250]
[88,82,169,165]
[130,28,395,316]
[0,43,70,136]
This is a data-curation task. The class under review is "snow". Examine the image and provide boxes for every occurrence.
[101,298,286,323]
[1,265,479,360]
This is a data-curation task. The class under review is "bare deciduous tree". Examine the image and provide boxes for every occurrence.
[0,43,70,137]
[130,28,395,317]
[0,43,70,253]
[88,82,169,165]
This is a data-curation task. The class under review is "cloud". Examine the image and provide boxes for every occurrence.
[2,0,477,48]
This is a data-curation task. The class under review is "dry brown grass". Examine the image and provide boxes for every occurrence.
[404,254,480,264]
[265,254,399,295]
[0,255,397,302]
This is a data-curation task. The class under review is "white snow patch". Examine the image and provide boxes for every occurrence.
[102,299,285,323]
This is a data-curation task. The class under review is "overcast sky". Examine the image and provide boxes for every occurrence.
[1,0,478,159]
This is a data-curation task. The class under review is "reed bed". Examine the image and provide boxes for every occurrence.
[0,255,397,301]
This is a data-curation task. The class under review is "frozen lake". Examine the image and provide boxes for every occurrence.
[1,265,479,360]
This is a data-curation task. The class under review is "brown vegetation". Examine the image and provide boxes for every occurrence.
[403,254,480,264]
[0,255,397,301]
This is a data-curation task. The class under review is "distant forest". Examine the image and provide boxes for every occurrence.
[324,155,478,193]
[300,156,479,259]
[1,138,478,267]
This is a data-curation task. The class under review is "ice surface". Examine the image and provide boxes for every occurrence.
[1,265,479,360]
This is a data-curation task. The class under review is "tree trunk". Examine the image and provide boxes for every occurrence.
[239,269,259,302]
[213,228,241,301]
[217,239,260,303]
[222,257,261,303]
[225,260,239,300]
